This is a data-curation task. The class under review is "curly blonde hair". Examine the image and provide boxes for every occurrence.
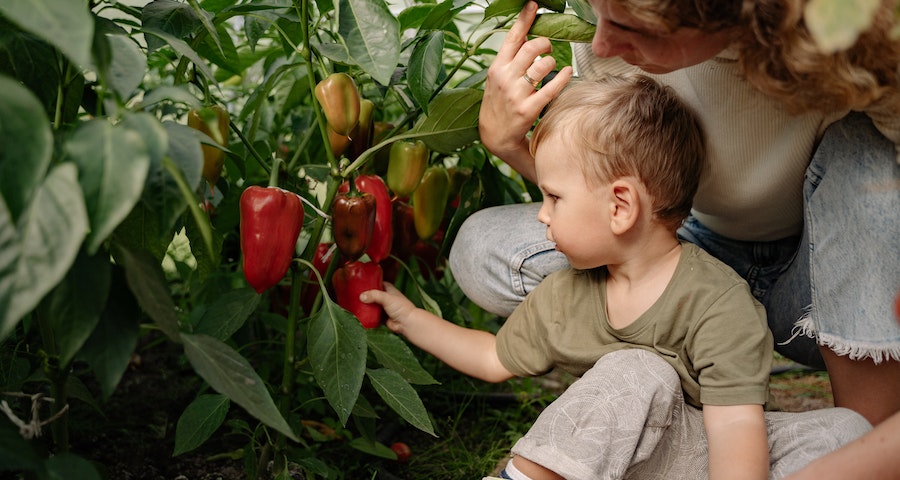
[738,0,900,114]
[611,0,900,115]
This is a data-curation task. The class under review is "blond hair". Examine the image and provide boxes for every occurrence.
[530,75,706,231]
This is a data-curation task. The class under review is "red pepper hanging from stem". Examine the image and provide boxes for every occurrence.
[240,183,305,294]
[331,178,376,262]
[332,260,385,329]
[339,174,392,262]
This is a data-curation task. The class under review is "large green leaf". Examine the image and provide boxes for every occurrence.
[366,329,438,385]
[1,163,89,341]
[141,0,202,53]
[0,75,53,222]
[140,121,201,235]
[410,88,483,154]
[42,249,111,367]
[173,394,230,456]
[113,245,181,341]
[307,295,367,426]
[65,117,153,255]
[529,13,596,43]
[181,333,298,441]
[366,368,436,436]
[407,31,445,114]
[105,34,147,100]
[78,266,142,400]
[142,27,216,83]
[0,0,93,67]
[339,0,400,86]
[193,286,260,340]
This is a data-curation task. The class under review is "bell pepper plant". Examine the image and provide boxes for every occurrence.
[332,260,385,329]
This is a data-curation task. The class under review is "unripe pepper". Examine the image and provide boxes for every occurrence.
[332,261,384,329]
[339,175,393,262]
[328,128,351,157]
[331,186,376,262]
[315,73,360,136]
[187,105,230,186]
[240,186,304,293]
[412,166,450,240]
[386,139,428,196]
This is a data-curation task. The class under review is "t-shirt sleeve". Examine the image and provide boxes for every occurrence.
[495,273,560,377]
[689,283,773,406]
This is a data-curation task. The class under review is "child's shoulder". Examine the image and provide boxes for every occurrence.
[679,242,748,287]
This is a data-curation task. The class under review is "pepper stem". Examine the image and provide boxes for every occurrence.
[269,156,282,188]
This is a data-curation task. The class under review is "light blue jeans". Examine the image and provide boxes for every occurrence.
[450,113,900,369]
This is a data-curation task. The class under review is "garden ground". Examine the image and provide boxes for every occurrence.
[64,342,833,480]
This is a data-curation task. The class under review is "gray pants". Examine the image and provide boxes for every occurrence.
[510,350,871,480]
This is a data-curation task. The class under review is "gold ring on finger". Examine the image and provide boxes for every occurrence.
[522,72,540,89]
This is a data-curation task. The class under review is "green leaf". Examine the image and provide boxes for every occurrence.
[366,329,438,385]
[142,27,216,84]
[0,0,94,67]
[348,437,396,459]
[105,34,147,100]
[1,163,89,342]
[182,333,298,441]
[42,249,111,366]
[64,117,152,255]
[173,394,230,456]
[162,156,215,260]
[366,368,436,436]
[78,266,142,400]
[484,0,525,22]
[194,287,260,340]
[339,0,400,85]
[113,245,181,342]
[140,121,201,234]
[529,13,596,43]
[0,75,53,222]
[408,31,445,114]
[141,0,202,53]
[569,0,597,24]
[43,452,102,480]
[0,415,43,471]
[410,88,483,154]
[307,295,367,426]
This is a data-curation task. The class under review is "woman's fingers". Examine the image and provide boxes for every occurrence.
[496,1,540,64]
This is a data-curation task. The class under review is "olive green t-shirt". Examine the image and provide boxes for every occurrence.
[496,243,773,408]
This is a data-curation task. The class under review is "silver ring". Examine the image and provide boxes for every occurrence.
[522,72,540,89]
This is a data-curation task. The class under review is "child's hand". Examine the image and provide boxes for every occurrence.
[360,282,417,334]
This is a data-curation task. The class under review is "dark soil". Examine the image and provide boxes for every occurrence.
[53,342,833,480]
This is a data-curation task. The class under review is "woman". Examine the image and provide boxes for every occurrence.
[450,0,900,426]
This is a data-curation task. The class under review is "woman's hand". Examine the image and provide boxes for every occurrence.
[479,1,572,182]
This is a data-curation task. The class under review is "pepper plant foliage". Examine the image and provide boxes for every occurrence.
[0,0,570,476]
[0,0,879,477]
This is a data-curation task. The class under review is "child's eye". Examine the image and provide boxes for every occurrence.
[544,193,559,201]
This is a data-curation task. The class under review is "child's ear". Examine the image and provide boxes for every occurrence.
[609,180,640,235]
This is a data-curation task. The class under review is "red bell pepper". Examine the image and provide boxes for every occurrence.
[331,185,376,262]
[332,261,385,329]
[240,186,305,293]
[339,175,393,262]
